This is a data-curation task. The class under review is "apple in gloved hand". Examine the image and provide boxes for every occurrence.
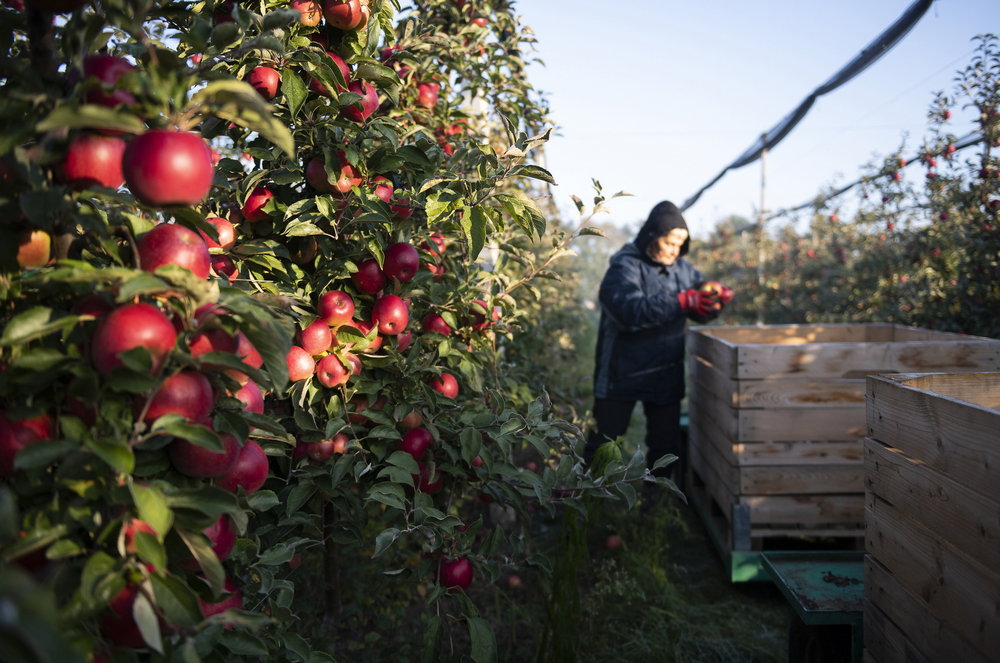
[698,280,734,305]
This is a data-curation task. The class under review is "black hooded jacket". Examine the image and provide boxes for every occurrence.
[593,202,703,403]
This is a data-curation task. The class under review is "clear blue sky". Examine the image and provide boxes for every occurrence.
[515,0,1000,236]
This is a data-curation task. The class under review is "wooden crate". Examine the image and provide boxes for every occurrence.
[864,372,1000,663]
[685,324,1000,582]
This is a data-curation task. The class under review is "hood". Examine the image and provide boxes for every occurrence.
[634,201,690,257]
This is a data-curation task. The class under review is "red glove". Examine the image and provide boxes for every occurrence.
[677,288,721,319]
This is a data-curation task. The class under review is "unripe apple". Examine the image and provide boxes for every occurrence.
[383,242,419,282]
[215,440,269,494]
[169,432,240,478]
[246,66,281,100]
[315,354,350,388]
[318,290,355,327]
[91,302,177,375]
[298,319,333,355]
[138,223,212,278]
[0,411,55,477]
[421,313,451,336]
[241,187,274,222]
[351,258,386,293]
[200,216,236,249]
[16,229,52,269]
[124,130,215,207]
[429,372,459,399]
[81,54,136,108]
[341,80,379,123]
[286,345,316,382]
[143,370,214,423]
[58,133,126,189]
[398,410,422,430]
[372,294,408,335]
[439,557,473,590]
[400,427,433,459]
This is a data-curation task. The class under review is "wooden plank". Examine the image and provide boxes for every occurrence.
[739,377,866,408]
[689,379,738,442]
[689,354,739,407]
[687,440,737,533]
[865,498,1000,656]
[739,494,865,528]
[734,439,864,466]
[864,439,1000,572]
[735,339,1000,380]
[867,373,1000,498]
[687,328,737,379]
[689,404,738,466]
[864,556,993,663]
[741,464,864,495]
[891,371,1000,409]
[689,419,740,497]
[695,323,888,345]
[740,405,867,442]
[863,596,930,663]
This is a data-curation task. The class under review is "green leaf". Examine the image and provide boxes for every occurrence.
[134,587,164,653]
[467,206,489,260]
[36,104,146,134]
[372,527,400,558]
[219,630,269,656]
[168,486,238,519]
[281,69,308,118]
[151,573,202,628]
[285,483,316,517]
[467,617,497,663]
[13,439,77,471]
[130,481,173,541]
[421,615,443,663]
[86,437,134,474]
[0,307,80,346]
[366,482,406,509]
[247,490,280,511]
[177,528,225,596]
[385,450,418,474]
[256,542,294,565]
[152,418,221,451]
[511,163,557,185]
[191,80,295,157]
[134,531,168,570]
[459,428,482,465]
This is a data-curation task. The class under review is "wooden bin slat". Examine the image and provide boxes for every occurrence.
[867,373,1000,498]
[865,496,1000,656]
[864,556,993,663]
[690,323,1000,380]
[863,598,930,663]
[864,438,1000,575]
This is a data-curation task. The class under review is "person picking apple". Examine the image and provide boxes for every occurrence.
[585,200,731,491]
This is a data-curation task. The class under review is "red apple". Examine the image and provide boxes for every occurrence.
[468,300,499,330]
[429,372,458,399]
[200,216,236,249]
[307,432,348,460]
[394,330,413,352]
[372,176,393,202]
[215,440,269,494]
[421,313,451,336]
[58,133,126,189]
[383,242,419,282]
[0,412,55,477]
[211,254,239,281]
[353,320,382,351]
[439,557,473,590]
[16,230,52,269]
[416,81,439,109]
[234,379,264,414]
[143,370,214,423]
[400,427,433,459]
[138,223,212,278]
[390,195,413,220]
[241,187,274,222]
[100,583,145,649]
[122,518,158,555]
[91,302,177,375]
[322,0,365,30]
[372,294,408,335]
[290,0,322,25]
[81,54,137,108]
[471,16,487,27]
[318,290,355,327]
[286,345,316,382]
[605,534,622,550]
[351,258,386,293]
[202,514,236,561]
[189,327,237,360]
[298,319,333,355]
[309,51,350,96]
[305,152,360,194]
[399,410,422,430]
[315,354,350,388]
[169,432,240,478]
[346,352,362,376]
[414,462,443,494]
[422,233,447,257]
[123,130,215,207]
[199,577,243,619]
[246,66,280,100]
[341,80,379,123]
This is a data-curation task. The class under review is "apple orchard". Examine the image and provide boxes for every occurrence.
[0,0,655,661]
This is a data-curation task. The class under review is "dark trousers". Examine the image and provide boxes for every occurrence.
[585,399,684,478]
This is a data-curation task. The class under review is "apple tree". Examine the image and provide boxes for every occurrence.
[0,0,659,661]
